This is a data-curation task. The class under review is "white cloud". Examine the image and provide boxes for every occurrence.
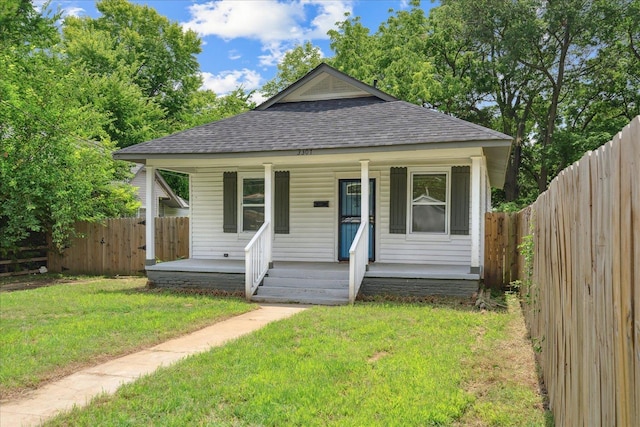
[39,1,85,17]
[249,92,269,106]
[228,50,242,60]
[183,1,352,67]
[258,41,288,67]
[201,69,263,95]
[62,6,85,17]
[304,1,354,39]
[183,1,307,42]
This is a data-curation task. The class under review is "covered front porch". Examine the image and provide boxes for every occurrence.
[142,156,486,304]
[146,259,480,305]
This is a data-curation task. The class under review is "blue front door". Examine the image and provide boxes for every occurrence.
[338,179,375,261]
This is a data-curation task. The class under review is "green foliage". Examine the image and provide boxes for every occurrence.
[175,87,254,130]
[0,1,140,252]
[261,42,324,98]
[512,218,536,308]
[1,0,258,249]
[0,277,253,396]
[63,0,202,127]
[493,202,526,213]
[328,0,639,207]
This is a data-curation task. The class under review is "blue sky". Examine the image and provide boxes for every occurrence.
[47,1,437,102]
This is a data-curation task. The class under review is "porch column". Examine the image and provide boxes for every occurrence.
[360,160,369,265]
[263,163,273,266]
[145,165,156,266]
[470,156,482,274]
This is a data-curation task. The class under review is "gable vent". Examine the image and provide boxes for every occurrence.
[299,76,358,98]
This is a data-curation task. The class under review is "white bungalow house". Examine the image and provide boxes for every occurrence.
[114,64,512,304]
[129,164,189,217]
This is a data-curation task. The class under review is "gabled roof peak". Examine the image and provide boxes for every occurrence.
[256,63,396,110]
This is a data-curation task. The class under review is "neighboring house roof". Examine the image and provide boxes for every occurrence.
[130,164,189,209]
[114,63,512,187]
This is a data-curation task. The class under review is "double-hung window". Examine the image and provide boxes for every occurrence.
[411,172,448,234]
[242,178,264,231]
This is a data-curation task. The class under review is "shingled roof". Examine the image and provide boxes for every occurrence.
[114,64,512,186]
[115,96,509,156]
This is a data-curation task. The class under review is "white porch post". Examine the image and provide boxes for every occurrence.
[470,156,482,274]
[145,165,156,266]
[360,160,369,266]
[263,163,273,267]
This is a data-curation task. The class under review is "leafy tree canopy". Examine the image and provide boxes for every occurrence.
[261,42,324,98]
[0,0,139,253]
[63,0,203,129]
[325,0,639,208]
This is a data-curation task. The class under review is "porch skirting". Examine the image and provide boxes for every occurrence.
[359,277,479,298]
[148,271,244,293]
[145,259,479,300]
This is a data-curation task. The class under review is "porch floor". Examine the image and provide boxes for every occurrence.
[146,259,479,281]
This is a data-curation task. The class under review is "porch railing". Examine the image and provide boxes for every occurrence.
[348,222,368,304]
[244,221,271,300]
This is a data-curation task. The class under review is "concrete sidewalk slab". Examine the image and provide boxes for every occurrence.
[0,304,307,427]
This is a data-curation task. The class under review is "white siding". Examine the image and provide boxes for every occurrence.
[191,164,474,265]
[131,168,169,216]
[377,167,472,265]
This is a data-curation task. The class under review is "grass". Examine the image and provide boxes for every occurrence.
[0,277,254,397]
[46,294,551,426]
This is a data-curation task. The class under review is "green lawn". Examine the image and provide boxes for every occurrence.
[46,295,550,426]
[0,278,254,397]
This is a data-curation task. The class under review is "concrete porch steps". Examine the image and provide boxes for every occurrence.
[251,263,350,305]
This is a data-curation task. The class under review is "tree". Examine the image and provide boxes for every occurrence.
[63,0,202,129]
[0,0,138,253]
[261,42,324,98]
[329,0,639,206]
[176,88,255,129]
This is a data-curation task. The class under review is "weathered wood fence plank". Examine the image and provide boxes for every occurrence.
[47,217,189,275]
[507,116,639,425]
[483,211,518,288]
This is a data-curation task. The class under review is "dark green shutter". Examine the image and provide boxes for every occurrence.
[450,166,470,235]
[223,172,237,233]
[274,171,290,234]
[389,167,407,234]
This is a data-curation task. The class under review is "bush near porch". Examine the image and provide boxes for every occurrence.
[46,294,551,426]
[0,277,254,398]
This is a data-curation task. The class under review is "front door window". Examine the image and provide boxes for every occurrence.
[338,179,375,261]
[242,178,264,231]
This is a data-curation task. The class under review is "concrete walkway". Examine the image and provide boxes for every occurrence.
[0,304,307,427]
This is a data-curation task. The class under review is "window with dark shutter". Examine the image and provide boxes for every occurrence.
[223,172,237,233]
[389,167,407,234]
[450,166,470,235]
[274,171,290,234]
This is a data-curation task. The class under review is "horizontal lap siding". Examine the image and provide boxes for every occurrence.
[377,168,472,265]
[273,168,337,261]
[191,172,240,258]
[192,164,474,265]
[191,167,342,262]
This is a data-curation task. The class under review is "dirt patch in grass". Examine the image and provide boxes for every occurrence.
[367,351,389,363]
[0,274,131,292]
[456,294,552,426]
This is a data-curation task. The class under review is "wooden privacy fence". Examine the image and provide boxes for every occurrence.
[483,212,518,288]
[516,117,639,425]
[0,233,48,277]
[48,217,189,275]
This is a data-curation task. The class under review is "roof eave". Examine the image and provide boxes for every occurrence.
[113,138,512,161]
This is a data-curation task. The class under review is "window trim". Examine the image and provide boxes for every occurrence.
[408,168,451,235]
[238,174,265,233]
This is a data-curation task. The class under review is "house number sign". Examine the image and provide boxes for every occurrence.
[297,149,313,155]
